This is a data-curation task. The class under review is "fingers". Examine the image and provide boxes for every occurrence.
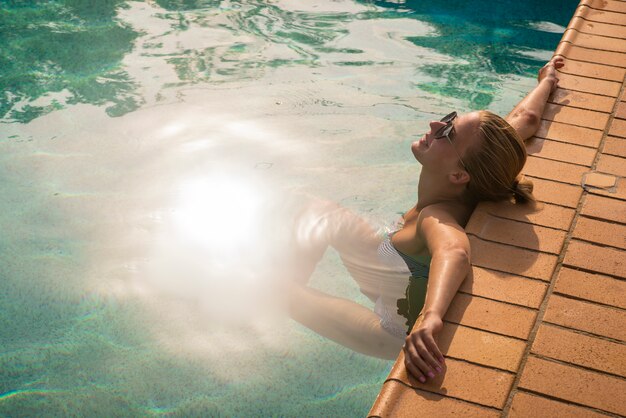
[403,334,444,383]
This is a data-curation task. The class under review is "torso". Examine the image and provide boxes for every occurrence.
[391,202,473,260]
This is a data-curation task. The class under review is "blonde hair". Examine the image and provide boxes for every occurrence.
[463,110,534,204]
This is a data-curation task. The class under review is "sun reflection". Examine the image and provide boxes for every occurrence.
[172,174,262,257]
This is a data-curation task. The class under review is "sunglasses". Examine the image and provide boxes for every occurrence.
[433,111,468,170]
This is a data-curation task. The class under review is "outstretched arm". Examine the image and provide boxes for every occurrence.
[402,205,471,383]
[506,57,564,141]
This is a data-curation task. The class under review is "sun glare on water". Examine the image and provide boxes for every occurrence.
[172,175,263,257]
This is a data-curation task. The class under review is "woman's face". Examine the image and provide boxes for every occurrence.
[411,111,480,173]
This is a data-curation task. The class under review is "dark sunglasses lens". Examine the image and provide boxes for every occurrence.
[440,111,457,123]
[434,120,454,139]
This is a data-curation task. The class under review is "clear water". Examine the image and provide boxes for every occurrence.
[1,0,575,415]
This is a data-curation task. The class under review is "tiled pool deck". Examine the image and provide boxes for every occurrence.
[368,0,626,416]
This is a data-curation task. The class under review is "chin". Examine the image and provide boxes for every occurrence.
[411,141,423,161]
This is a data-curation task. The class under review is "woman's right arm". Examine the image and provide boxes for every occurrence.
[505,57,564,141]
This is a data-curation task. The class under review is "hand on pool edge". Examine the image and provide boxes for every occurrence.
[403,312,445,383]
[538,56,564,94]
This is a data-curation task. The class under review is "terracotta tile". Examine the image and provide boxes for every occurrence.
[571,16,626,41]
[470,236,558,281]
[532,323,626,377]
[616,102,626,120]
[535,119,602,148]
[596,153,626,177]
[467,211,566,254]
[549,88,616,113]
[559,57,626,82]
[524,156,588,185]
[444,292,536,339]
[525,176,582,208]
[610,118,626,138]
[387,354,515,409]
[564,239,626,278]
[557,72,621,97]
[556,43,626,68]
[573,216,626,249]
[603,136,626,157]
[477,200,576,230]
[563,29,626,54]
[582,194,626,223]
[582,0,626,14]
[519,356,626,416]
[528,137,596,166]
[555,267,626,309]
[579,5,626,26]
[583,171,618,190]
[544,294,626,341]
[509,392,610,418]
[460,267,547,309]
[588,176,626,201]
[368,380,500,418]
[542,103,609,130]
[438,323,526,372]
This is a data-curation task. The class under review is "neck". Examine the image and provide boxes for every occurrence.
[415,170,466,211]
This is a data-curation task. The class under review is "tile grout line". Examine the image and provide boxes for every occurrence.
[499,27,626,418]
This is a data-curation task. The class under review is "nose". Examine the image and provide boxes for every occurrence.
[428,120,446,133]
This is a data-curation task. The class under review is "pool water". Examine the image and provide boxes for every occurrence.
[1,0,575,415]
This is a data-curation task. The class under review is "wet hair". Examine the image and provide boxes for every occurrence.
[463,110,534,204]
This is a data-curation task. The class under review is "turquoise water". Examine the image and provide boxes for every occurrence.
[1,0,575,415]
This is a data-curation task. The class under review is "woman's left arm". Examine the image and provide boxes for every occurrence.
[505,57,564,141]
[403,205,471,383]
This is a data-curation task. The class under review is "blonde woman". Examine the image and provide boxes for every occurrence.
[288,57,564,383]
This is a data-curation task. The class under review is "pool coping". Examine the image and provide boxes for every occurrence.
[368,0,626,416]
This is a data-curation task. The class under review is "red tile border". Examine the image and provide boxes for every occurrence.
[467,211,566,254]
[469,236,558,281]
[562,29,626,54]
[608,118,626,137]
[559,57,626,82]
[531,323,626,377]
[444,292,537,339]
[581,194,626,223]
[564,239,626,278]
[526,176,583,207]
[527,138,597,166]
[581,0,626,14]
[460,267,547,309]
[556,72,622,97]
[572,216,626,249]
[549,88,616,113]
[602,136,626,157]
[543,294,626,341]
[524,155,588,185]
[438,323,526,372]
[369,380,500,418]
[596,153,626,176]
[542,103,610,129]
[556,43,626,68]
[509,392,611,418]
[554,267,626,309]
[571,16,626,41]
[535,119,603,147]
[518,356,626,416]
[387,354,515,409]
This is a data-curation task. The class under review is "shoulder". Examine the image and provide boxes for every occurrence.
[416,202,472,230]
[416,203,471,254]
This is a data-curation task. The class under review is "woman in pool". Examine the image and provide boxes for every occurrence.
[287,57,564,383]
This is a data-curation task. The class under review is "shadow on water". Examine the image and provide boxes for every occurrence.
[366,0,578,108]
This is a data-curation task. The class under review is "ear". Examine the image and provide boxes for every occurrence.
[448,169,470,186]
